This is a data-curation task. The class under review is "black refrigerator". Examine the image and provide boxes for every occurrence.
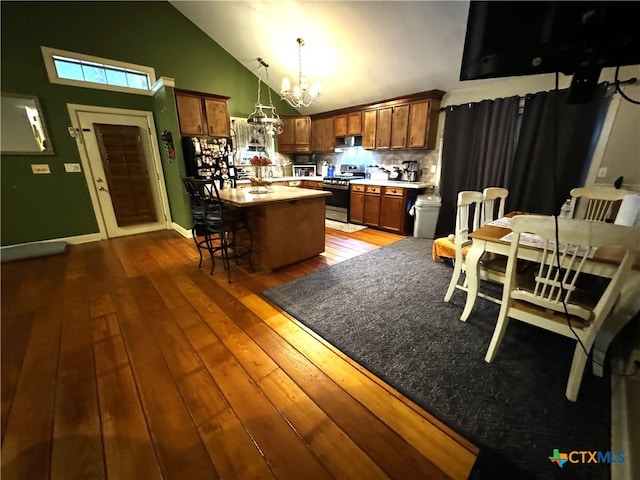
[182,136,236,188]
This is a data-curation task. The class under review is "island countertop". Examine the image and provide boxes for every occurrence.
[219,185,331,207]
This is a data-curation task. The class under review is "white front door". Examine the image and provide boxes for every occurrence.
[68,105,171,239]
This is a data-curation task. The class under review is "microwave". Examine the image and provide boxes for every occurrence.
[293,165,316,177]
[294,154,315,165]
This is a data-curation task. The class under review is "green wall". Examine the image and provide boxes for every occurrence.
[0,1,297,245]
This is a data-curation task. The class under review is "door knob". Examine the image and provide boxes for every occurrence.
[98,186,107,191]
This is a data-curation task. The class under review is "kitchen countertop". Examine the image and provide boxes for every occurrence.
[350,179,433,189]
[237,176,323,184]
[218,184,330,207]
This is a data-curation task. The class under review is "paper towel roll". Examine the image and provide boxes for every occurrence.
[614,194,640,226]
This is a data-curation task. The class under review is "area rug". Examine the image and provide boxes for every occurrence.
[325,219,367,233]
[263,237,611,480]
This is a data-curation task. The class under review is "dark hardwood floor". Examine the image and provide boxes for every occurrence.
[1,226,478,480]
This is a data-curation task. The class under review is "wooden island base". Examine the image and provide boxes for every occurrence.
[218,185,331,271]
[247,196,326,270]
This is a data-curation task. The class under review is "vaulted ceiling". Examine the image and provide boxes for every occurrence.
[170,1,500,114]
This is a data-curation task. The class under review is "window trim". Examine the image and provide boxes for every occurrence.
[41,46,156,96]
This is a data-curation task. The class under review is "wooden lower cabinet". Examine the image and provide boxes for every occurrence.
[300,180,323,190]
[350,184,416,234]
[349,184,365,223]
[380,186,406,233]
[363,185,382,226]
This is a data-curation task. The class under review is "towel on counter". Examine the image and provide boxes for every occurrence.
[432,234,470,262]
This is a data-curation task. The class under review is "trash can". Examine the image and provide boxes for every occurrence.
[413,195,441,239]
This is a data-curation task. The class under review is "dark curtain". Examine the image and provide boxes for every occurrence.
[436,96,520,235]
[507,84,612,215]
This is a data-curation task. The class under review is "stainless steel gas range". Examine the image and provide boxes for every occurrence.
[322,164,365,223]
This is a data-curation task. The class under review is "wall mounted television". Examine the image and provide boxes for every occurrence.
[459,2,640,101]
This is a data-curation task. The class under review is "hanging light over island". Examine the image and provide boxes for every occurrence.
[280,38,322,108]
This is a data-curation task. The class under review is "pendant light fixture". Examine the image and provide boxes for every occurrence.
[280,38,322,108]
[247,58,283,136]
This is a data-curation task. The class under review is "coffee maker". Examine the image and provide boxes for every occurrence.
[402,161,419,182]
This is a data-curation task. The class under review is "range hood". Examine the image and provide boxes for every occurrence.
[334,135,363,152]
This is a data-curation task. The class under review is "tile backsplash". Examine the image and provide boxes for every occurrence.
[314,149,439,184]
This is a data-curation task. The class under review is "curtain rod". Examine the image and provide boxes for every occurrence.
[439,77,637,112]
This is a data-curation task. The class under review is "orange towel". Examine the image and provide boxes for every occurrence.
[432,236,470,262]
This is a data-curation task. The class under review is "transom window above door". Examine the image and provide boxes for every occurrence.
[41,46,156,95]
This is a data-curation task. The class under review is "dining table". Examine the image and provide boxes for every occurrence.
[464,212,640,377]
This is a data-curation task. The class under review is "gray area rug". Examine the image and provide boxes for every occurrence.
[263,237,610,480]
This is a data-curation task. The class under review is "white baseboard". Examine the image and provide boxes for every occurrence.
[1,232,104,250]
[172,222,193,238]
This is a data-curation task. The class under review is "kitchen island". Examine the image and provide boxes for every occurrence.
[218,185,331,271]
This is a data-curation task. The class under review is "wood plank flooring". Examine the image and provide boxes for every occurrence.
[1,227,478,480]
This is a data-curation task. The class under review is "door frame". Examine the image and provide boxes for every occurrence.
[67,103,172,239]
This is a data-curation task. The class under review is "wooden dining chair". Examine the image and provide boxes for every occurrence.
[440,191,483,300]
[482,187,508,224]
[569,186,630,222]
[484,215,640,401]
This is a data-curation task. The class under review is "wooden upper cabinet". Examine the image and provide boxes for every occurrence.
[347,112,362,135]
[408,100,429,148]
[278,116,311,153]
[390,104,410,149]
[204,98,230,137]
[175,90,230,137]
[334,114,347,137]
[376,107,392,149]
[362,109,377,149]
[175,93,206,136]
[311,116,334,152]
[309,90,443,151]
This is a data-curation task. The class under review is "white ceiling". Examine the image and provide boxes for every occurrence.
[170,0,499,114]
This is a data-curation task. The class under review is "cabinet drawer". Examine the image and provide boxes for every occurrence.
[365,185,381,194]
[384,187,404,197]
[351,184,366,193]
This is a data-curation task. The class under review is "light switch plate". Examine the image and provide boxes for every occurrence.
[31,164,51,174]
[64,163,82,172]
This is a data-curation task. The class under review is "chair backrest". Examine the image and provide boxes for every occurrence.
[569,186,630,222]
[181,176,224,226]
[455,191,484,242]
[508,215,639,325]
[482,187,509,224]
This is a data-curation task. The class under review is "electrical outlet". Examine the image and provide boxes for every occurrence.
[31,164,51,174]
[64,163,82,173]
[597,167,608,178]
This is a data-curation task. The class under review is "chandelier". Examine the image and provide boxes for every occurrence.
[280,38,322,108]
[247,58,283,136]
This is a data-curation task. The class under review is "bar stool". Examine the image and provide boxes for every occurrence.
[182,177,253,282]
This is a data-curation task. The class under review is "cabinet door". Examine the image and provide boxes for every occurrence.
[294,117,311,151]
[408,100,429,148]
[376,108,392,149]
[362,110,377,149]
[321,117,334,151]
[334,114,347,137]
[176,93,206,136]
[350,190,365,224]
[364,185,382,226]
[347,112,362,135]
[391,104,409,149]
[280,117,296,145]
[204,98,230,137]
[311,118,323,152]
[380,187,405,232]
